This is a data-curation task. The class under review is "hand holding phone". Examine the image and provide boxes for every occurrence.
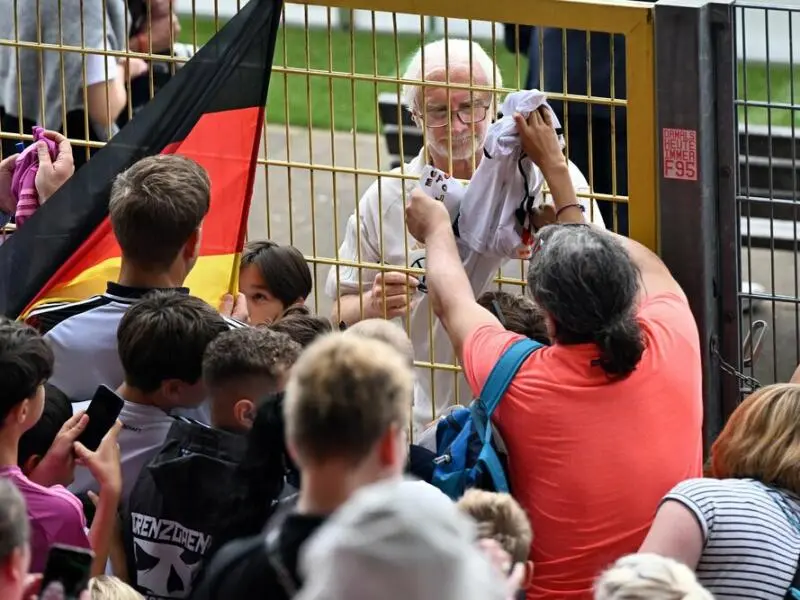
[39,544,93,600]
[27,411,89,488]
[73,419,123,501]
[76,385,124,452]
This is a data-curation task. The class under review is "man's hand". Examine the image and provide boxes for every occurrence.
[35,131,75,203]
[74,420,122,499]
[514,107,566,175]
[367,271,418,320]
[405,188,451,245]
[219,292,250,323]
[118,57,149,80]
[28,411,89,487]
[0,153,18,214]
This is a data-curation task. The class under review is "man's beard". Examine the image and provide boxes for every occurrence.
[432,134,483,162]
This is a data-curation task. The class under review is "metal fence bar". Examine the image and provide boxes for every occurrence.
[711,0,744,425]
[303,0,654,34]
[626,14,657,250]
[655,0,736,450]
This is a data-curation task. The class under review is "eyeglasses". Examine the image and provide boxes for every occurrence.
[418,103,491,128]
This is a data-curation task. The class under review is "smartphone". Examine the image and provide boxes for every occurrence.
[39,544,94,600]
[76,384,124,452]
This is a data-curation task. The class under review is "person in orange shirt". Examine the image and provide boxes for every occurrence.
[404,108,704,600]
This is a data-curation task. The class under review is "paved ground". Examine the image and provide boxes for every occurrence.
[741,248,800,384]
[248,124,799,387]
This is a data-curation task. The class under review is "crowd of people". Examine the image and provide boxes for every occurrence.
[0,7,793,599]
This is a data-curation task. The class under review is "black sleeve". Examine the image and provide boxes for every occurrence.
[191,535,274,600]
[503,24,533,55]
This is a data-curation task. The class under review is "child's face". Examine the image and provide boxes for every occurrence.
[239,264,286,326]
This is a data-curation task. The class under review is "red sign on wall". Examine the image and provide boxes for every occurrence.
[663,128,698,181]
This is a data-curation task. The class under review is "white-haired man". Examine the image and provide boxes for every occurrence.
[326,38,604,433]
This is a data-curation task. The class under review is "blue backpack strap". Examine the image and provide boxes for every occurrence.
[469,400,512,493]
[479,337,543,416]
[471,338,542,493]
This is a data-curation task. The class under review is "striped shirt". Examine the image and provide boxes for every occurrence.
[665,478,800,599]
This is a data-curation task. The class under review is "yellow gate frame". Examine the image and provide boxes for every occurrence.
[302,0,658,250]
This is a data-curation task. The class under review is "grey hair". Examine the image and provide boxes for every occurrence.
[401,38,503,114]
[595,553,714,600]
[0,479,29,562]
[527,225,644,378]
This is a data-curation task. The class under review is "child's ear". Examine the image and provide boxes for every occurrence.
[524,560,534,588]
[233,399,256,429]
[14,400,29,425]
[21,454,42,477]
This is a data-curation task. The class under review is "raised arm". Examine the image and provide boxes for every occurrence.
[405,190,502,358]
[516,107,686,303]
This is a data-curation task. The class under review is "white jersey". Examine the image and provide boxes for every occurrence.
[70,400,176,504]
[326,148,604,434]
[458,90,605,258]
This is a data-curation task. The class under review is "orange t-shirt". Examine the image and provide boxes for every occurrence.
[462,292,704,600]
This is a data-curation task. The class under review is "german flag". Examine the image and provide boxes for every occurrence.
[0,0,283,319]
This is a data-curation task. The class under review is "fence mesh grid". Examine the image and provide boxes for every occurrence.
[736,2,800,389]
[0,0,655,423]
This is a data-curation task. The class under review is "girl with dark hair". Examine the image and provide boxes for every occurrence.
[239,241,313,326]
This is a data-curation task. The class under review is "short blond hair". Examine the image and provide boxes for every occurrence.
[595,554,713,600]
[87,576,143,600]
[709,383,800,493]
[344,319,414,366]
[284,333,413,464]
[456,489,532,563]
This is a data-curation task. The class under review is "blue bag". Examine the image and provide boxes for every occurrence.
[431,338,542,500]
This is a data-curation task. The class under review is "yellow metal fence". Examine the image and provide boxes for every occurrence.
[0,0,657,424]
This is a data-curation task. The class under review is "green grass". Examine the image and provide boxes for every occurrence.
[738,62,800,128]
[181,19,527,133]
[182,17,796,131]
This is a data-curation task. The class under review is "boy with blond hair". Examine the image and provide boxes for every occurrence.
[458,489,534,596]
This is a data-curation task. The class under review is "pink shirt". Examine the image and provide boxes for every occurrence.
[463,292,704,599]
[0,466,91,572]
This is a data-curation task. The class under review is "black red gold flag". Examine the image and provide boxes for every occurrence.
[0,0,283,318]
